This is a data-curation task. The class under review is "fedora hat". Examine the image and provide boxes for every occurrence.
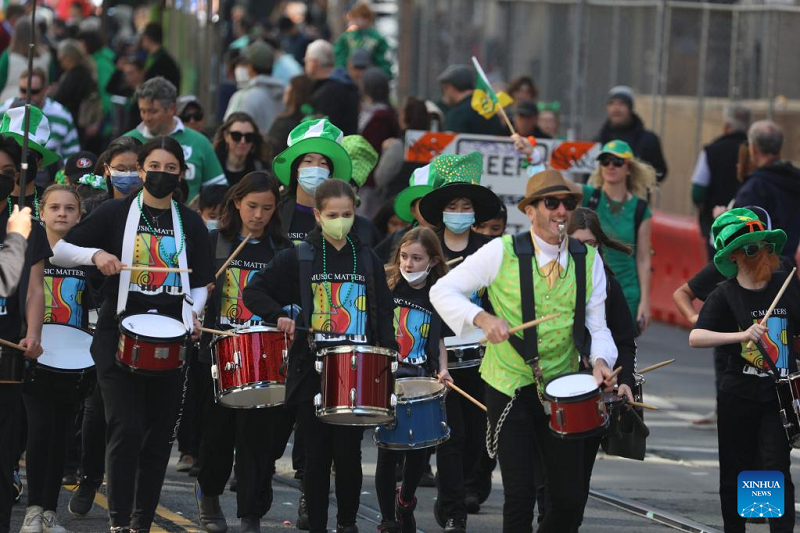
[517,169,582,212]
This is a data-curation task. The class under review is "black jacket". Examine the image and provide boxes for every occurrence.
[145,48,181,91]
[308,69,360,135]
[280,196,381,249]
[596,113,668,182]
[443,94,505,136]
[242,228,397,405]
[735,161,800,260]
[698,131,747,237]
[606,274,638,390]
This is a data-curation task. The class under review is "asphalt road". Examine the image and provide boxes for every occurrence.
[11,323,798,532]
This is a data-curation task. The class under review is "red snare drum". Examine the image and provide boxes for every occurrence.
[544,372,608,439]
[776,372,800,448]
[211,326,288,408]
[116,314,188,375]
[314,345,398,426]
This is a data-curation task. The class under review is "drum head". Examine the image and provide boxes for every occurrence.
[121,314,186,339]
[545,373,598,398]
[38,324,94,370]
[396,378,445,401]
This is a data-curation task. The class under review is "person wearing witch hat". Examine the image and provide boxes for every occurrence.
[690,208,798,532]
[0,109,52,533]
[417,152,502,531]
[274,118,380,247]
[430,169,618,532]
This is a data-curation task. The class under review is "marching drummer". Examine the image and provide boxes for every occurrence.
[194,172,293,533]
[689,208,799,532]
[417,152,501,529]
[430,169,618,532]
[375,226,452,533]
[243,179,397,533]
[50,136,215,532]
[0,114,51,533]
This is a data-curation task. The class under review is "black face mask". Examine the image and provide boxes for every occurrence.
[143,171,179,199]
[0,173,14,200]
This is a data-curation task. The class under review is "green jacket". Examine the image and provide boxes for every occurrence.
[333,27,392,78]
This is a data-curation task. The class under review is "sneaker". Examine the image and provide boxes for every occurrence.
[176,454,194,473]
[61,471,79,486]
[691,410,717,426]
[395,489,416,533]
[464,493,480,514]
[296,493,309,530]
[433,498,445,528]
[13,469,23,503]
[20,506,43,533]
[194,480,227,533]
[41,510,68,533]
[69,477,97,516]
[444,517,466,533]
[336,525,358,533]
[240,515,260,533]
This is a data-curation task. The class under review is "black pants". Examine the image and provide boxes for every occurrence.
[22,388,75,510]
[717,390,795,533]
[296,400,363,533]
[436,366,486,521]
[177,346,204,458]
[81,384,106,484]
[374,447,426,521]
[486,384,587,533]
[92,315,184,529]
[0,384,22,533]
[196,361,280,518]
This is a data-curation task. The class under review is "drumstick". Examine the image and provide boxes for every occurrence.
[440,374,487,412]
[628,400,659,411]
[215,232,253,279]
[746,266,797,348]
[445,256,464,267]
[604,366,622,385]
[637,358,676,374]
[196,326,236,337]
[122,266,193,274]
[0,338,26,351]
[478,313,561,345]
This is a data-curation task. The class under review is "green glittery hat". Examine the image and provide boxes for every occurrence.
[341,135,378,188]
[418,152,501,226]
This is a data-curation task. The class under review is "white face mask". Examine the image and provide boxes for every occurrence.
[400,263,431,285]
[234,66,251,87]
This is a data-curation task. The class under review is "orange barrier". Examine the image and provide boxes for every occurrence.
[649,210,708,328]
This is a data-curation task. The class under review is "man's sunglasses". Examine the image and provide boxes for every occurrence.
[599,155,625,168]
[181,111,204,122]
[742,242,775,257]
[229,131,256,143]
[542,196,578,211]
[20,86,43,96]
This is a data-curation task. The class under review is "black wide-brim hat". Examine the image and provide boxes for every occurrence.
[419,182,502,226]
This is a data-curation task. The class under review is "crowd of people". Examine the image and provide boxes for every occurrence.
[0,1,798,533]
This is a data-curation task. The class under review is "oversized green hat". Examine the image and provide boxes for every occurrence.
[712,207,787,278]
[596,139,634,160]
[0,106,60,167]
[418,152,501,226]
[272,118,353,186]
[393,165,433,223]
[341,135,377,188]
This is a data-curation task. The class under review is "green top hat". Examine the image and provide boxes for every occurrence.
[0,106,60,167]
[596,139,634,161]
[712,207,787,278]
[341,135,377,188]
[272,118,353,186]
[393,165,433,223]
[418,152,501,226]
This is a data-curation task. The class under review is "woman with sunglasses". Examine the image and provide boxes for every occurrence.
[690,208,799,532]
[584,140,656,332]
[213,112,268,186]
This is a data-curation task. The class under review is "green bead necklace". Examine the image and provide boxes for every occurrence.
[7,187,39,219]
[321,235,357,309]
[136,191,185,266]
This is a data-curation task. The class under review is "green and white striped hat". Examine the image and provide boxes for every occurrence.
[393,164,434,223]
[272,118,353,186]
[0,106,59,167]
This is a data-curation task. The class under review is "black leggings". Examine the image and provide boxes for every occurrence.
[374,448,426,521]
[80,384,106,484]
[0,384,23,533]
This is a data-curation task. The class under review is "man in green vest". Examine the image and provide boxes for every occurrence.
[430,169,618,532]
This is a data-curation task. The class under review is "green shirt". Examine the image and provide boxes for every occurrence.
[125,120,227,203]
[333,27,392,78]
[581,184,651,318]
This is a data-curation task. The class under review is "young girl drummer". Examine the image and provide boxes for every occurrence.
[376,227,452,533]
[194,172,293,533]
[21,185,89,533]
[243,179,396,533]
[51,136,215,532]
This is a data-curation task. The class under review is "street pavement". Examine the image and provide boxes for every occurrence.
[11,323,798,532]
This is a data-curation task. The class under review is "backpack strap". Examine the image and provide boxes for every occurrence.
[586,187,602,211]
[280,198,295,236]
[359,246,381,345]
[296,241,315,330]
[426,313,443,375]
[633,198,648,248]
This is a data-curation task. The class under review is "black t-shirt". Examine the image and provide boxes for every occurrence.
[392,278,436,366]
[9,186,45,219]
[695,275,800,402]
[43,259,90,329]
[287,203,317,243]
[0,209,51,341]
[62,195,215,319]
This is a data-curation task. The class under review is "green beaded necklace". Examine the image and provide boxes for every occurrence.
[7,187,39,219]
[321,235,357,309]
[136,191,185,266]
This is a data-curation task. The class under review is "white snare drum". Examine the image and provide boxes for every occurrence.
[38,324,94,372]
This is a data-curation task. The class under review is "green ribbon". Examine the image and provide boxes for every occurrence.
[77,173,107,191]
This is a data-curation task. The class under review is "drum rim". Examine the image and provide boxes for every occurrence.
[549,414,609,439]
[447,359,482,370]
[231,325,282,334]
[215,381,286,409]
[114,359,184,376]
[119,314,189,343]
[316,345,398,358]
[445,344,483,353]
[373,427,451,450]
[34,362,95,374]
[41,322,94,337]
[315,405,395,426]
[395,377,447,403]
[543,371,601,402]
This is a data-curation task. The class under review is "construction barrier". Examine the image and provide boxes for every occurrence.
[649,210,708,328]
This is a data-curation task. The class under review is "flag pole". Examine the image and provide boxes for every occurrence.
[18,0,38,210]
[471,56,517,135]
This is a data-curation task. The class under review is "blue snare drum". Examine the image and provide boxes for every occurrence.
[374,378,450,450]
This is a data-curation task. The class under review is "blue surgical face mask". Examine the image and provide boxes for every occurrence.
[442,211,475,234]
[205,219,219,230]
[297,166,330,195]
[109,170,142,195]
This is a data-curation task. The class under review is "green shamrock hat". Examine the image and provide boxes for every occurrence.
[418,152,501,226]
[712,208,787,278]
[393,165,434,223]
[596,139,634,161]
[341,135,378,188]
[0,106,60,167]
[272,118,353,186]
